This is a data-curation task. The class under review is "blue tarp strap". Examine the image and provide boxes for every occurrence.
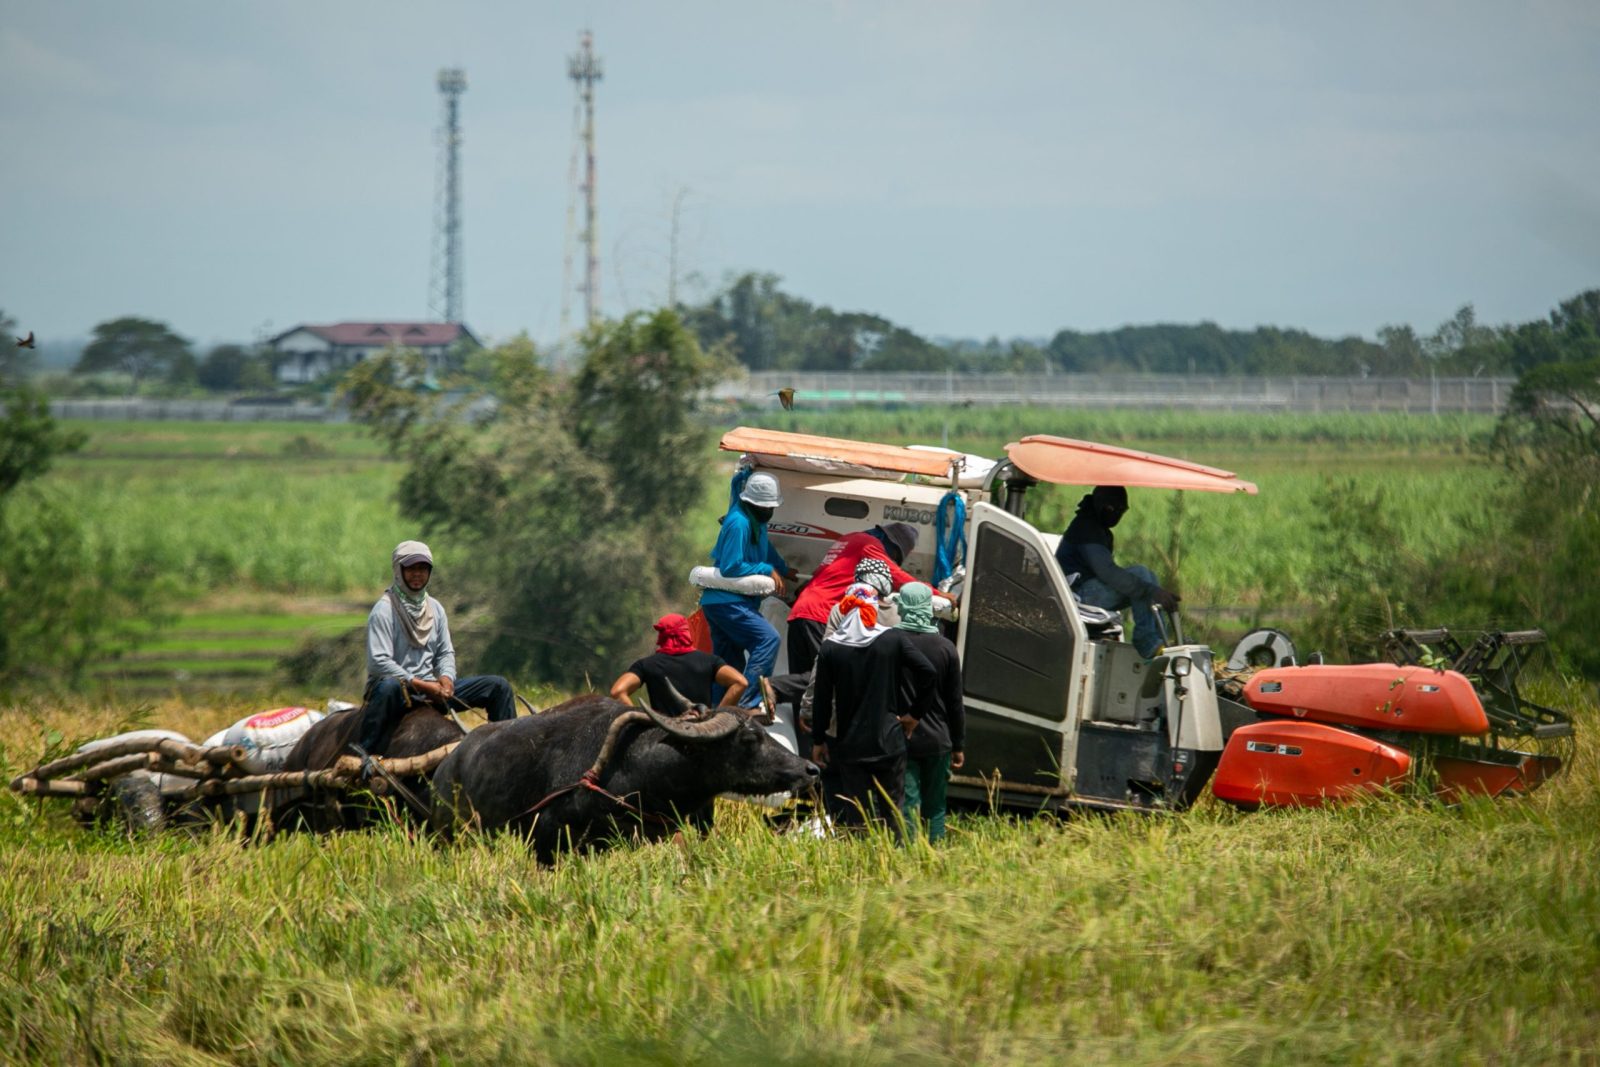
[933,490,967,586]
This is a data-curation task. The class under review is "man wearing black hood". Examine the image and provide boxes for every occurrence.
[1054,485,1181,658]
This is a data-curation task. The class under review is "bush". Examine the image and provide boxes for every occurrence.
[343,313,725,687]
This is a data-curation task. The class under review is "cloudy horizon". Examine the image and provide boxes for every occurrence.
[3,1,1598,350]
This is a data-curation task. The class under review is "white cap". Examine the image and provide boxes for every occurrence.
[739,472,783,508]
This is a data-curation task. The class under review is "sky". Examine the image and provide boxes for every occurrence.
[3,0,1599,350]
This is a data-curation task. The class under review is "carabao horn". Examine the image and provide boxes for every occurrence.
[643,700,742,742]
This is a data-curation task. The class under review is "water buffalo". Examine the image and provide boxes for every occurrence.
[431,692,820,861]
[271,704,465,831]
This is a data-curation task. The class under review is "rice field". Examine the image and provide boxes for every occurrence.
[0,678,1595,1065]
[742,405,1498,455]
[5,415,1595,1064]
[32,413,1511,696]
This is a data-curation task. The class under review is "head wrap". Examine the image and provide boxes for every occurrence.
[895,581,938,634]
[1092,485,1128,509]
[880,522,919,561]
[387,540,438,647]
[854,557,894,598]
[653,613,696,656]
[826,582,887,648]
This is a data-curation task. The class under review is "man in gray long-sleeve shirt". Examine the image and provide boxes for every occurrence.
[1054,485,1181,658]
[357,540,515,756]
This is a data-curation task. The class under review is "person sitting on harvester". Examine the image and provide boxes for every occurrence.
[357,540,515,759]
[1054,485,1181,659]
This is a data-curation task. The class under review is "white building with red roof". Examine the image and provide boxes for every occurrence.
[270,322,481,384]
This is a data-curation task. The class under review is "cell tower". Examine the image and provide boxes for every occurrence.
[429,68,467,324]
[564,31,602,329]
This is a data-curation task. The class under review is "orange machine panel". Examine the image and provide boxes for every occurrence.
[1242,664,1490,736]
[1212,720,1412,809]
[1433,751,1564,803]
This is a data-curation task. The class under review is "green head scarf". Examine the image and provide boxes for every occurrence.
[895,581,938,634]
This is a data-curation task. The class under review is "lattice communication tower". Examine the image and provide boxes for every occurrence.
[429,68,467,324]
[563,32,603,330]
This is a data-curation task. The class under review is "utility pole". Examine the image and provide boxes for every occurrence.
[568,31,603,328]
[667,186,688,308]
[429,68,467,324]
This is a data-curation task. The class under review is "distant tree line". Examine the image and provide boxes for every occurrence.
[7,280,1598,400]
[63,316,277,396]
[681,273,1600,378]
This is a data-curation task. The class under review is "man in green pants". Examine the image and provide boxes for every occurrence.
[893,582,964,841]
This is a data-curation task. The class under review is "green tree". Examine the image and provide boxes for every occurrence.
[1375,324,1427,376]
[0,384,159,688]
[197,343,275,392]
[74,316,193,394]
[0,308,30,384]
[344,311,722,686]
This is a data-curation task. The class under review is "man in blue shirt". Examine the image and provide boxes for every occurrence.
[700,471,792,708]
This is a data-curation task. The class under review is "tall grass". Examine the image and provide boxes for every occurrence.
[742,406,1497,454]
[42,457,426,595]
[0,683,1595,1064]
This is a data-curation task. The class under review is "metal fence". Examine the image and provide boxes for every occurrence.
[715,372,1515,414]
[48,373,1517,422]
[49,398,349,422]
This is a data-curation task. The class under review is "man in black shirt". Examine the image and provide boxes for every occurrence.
[810,587,936,833]
[610,614,749,712]
[1054,484,1181,658]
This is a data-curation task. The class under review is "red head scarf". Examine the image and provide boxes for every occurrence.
[654,613,696,655]
[835,594,879,630]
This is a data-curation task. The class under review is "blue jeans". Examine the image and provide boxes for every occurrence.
[359,674,515,753]
[1077,564,1166,658]
[701,599,779,708]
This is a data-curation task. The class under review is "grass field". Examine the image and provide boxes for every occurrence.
[4,414,1595,1063]
[25,412,1518,695]
[0,680,1595,1064]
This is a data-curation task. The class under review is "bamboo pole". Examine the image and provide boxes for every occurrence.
[76,753,160,782]
[28,738,247,781]
[196,768,355,797]
[13,777,90,797]
[331,741,460,778]
[149,759,221,779]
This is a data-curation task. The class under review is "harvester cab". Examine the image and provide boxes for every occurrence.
[717,426,1258,813]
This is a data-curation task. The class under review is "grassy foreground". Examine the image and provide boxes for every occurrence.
[2,683,1596,1065]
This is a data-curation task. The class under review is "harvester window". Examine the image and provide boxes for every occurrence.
[823,498,870,520]
[963,524,1074,722]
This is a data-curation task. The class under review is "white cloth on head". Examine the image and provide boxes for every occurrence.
[387,539,438,648]
[824,582,888,649]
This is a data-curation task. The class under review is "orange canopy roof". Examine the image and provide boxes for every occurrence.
[1004,435,1258,494]
[719,427,962,480]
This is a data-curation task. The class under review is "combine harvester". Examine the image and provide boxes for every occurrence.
[1213,627,1571,807]
[718,426,1574,812]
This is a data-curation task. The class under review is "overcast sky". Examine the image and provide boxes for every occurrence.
[3,1,1598,349]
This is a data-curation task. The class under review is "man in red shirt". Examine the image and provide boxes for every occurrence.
[787,523,919,677]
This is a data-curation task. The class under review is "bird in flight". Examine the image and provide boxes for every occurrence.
[15,331,34,349]
[771,387,796,411]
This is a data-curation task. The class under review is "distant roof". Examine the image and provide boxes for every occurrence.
[270,322,479,347]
